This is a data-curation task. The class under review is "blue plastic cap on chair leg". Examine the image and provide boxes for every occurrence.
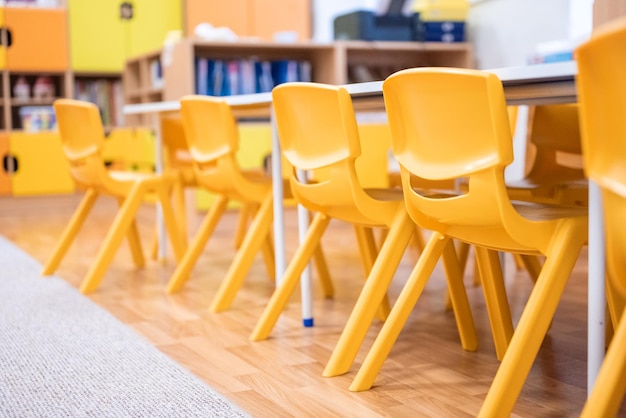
[303,318,314,327]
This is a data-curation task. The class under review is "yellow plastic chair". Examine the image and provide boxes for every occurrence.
[156,112,197,251]
[507,103,587,207]
[576,15,626,418]
[151,112,252,258]
[249,82,478,376]
[348,68,587,417]
[42,99,186,293]
[164,95,331,312]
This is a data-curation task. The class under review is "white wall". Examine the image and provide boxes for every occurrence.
[467,0,571,69]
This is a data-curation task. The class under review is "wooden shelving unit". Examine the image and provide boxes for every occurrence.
[147,39,473,105]
[123,49,164,126]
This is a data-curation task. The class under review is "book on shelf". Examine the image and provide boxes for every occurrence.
[194,57,312,96]
[74,78,123,127]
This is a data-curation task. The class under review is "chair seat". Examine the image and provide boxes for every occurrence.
[511,199,588,221]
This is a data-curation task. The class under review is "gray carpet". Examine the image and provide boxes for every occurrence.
[0,236,249,418]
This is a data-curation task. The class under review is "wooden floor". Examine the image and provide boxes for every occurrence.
[0,193,621,417]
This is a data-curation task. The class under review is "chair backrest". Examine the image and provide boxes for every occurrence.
[179,95,239,165]
[383,67,514,230]
[271,82,366,210]
[160,111,191,168]
[159,111,197,187]
[576,16,626,297]
[178,95,247,191]
[525,104,584,181]
[53,99,109,186]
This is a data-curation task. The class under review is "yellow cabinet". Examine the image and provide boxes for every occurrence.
[68,0,126,72]
[68,0,181,72]
[126,0,182,58]
[9,132,75,196]
[5,7,68,71]
[102,127,155,172]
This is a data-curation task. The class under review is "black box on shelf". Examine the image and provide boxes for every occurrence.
[333,10,421,42]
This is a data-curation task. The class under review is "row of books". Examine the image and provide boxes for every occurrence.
[194,57,312,96]
[74,79,124,127]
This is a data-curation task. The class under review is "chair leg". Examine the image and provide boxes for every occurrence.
[441,239,478,352]
[149,228,159,261]
[211,193,274,312]
[156,183,187,262]
[172,180,189,250]
[42,189,99,276]
[519,254,542,283]
[349,231,450,391]
[250,212,331,341]
[313,243,333,298]
[234,203,255,249]
[475,247,514,360]
[478,222,586,417]
[581,310,626,418]
[165,194,229,293]
[148,183,189,261]
[323,208,414,377]
[260,232,276,282]
[116,197,145,269]
[354,225,390,321]
[79,183,147,293]
[444,240,472,311]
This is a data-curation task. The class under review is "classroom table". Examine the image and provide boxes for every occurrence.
[123,60,604,394]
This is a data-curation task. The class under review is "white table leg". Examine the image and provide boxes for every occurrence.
[270,108,313,327]
[587,180,606,394]
[296,169,313,327]
[270,108,286,281]
[153,114,166,260]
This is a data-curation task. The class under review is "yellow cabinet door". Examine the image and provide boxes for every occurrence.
[0,134,11,195]
[10,132,75,196]
[68,0,126,72]
[5,8,68,71]
[126,0,182,58]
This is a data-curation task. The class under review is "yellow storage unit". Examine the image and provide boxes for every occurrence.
[5,7,68,71]
[0,134,11,195]
[9,132,75,196]
[102,127,155,172]
[126,0,182,59]
[68,0,126,72]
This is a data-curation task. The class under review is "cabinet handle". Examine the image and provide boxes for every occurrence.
[120,2,134,20]
[0,27,12,48]
[3,154,17,174]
